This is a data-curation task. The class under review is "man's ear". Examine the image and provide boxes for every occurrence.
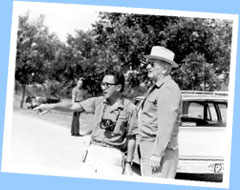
[116,84,122,92]
[162,68,168,74]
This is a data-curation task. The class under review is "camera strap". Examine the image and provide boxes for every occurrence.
[101,98,124,122]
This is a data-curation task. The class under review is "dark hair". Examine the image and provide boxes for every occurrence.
[78,77,85,81]
[75,77,87,89]
[105,70,125,92]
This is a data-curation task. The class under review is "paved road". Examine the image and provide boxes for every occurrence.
[4,112,222,182]
[7,112,91,174]
[5,112,140,177]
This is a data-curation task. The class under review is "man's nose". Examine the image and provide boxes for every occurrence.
[101,85,106,90]
[146,64,152,70]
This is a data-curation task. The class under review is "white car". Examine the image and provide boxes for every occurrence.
[133,91,227,175]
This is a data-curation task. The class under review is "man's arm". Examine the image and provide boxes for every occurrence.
[72,88,76,104]
[33,102,84,114]
[123,135,136,175]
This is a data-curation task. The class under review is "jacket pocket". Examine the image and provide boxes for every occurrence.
[145,97,158,113]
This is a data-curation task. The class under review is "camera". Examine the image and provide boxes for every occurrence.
[100,119,116,131]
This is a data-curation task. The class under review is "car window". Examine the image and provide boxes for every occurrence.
[134,99,141,107]
[218,103,227,123]
[181,101,226,127]
[207,103,218,122]
[134,96,227,127]
[183,102,204,119]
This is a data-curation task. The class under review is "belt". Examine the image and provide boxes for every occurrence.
[91,140,121,150]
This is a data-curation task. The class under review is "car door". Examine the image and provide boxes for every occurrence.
[179,100,227,160]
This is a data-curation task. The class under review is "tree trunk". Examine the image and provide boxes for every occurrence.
[20,84,26,108]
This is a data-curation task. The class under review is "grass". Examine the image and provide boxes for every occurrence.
[13,94,94,134]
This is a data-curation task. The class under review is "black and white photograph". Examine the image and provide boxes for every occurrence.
[1,1,238,188]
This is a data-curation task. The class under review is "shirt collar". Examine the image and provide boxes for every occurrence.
[103,97,124,112]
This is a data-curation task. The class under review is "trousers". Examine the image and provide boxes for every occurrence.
[139,141,179,178]
[80,144,124,176]
[71,112,80,135]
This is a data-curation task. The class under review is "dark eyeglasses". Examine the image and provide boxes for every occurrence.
[148,60,168,67]
[147,61,158,67]
[101,82,116,88]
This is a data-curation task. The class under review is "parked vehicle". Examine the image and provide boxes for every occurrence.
[133,91,228,175]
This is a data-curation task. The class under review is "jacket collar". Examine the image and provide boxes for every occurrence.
[155,75,172,88]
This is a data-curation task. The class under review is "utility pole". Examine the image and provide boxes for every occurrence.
[202,62,205,91]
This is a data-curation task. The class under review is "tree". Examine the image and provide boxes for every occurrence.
[91,12,174,96]
[15,13,59,108]
[92,12,232,93]
[49,30,104,97]
[175,52,221,90]
[163,17,232,90]
[15,12,232,103]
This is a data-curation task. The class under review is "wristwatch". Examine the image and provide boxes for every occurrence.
[125,160,133,166]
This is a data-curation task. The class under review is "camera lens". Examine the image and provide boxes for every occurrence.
[100,119,116,131]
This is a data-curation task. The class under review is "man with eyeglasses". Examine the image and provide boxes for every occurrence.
[34,70,138,176]
[138,46,182,178]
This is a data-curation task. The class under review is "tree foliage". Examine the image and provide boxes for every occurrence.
[15,11,233,106]
[15,13,60,107]
[92,13,232,92]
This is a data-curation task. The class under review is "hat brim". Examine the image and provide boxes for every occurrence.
[144,55,179,68]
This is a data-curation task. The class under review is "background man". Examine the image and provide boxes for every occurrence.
[34,70,138,176]
[138,46,182,178]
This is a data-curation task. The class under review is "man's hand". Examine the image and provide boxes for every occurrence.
[33,104,52,115]
[150,155,162,172]
[123,163,133,175]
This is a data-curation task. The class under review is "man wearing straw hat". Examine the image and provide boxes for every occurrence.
[138,46,182,178]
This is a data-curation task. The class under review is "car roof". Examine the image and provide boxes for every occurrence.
[134,91,228,102]
[181,91,228,102]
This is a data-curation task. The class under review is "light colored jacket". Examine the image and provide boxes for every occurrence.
[139,75,182,157]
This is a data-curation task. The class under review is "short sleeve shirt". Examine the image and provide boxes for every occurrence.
[79,96,138,146]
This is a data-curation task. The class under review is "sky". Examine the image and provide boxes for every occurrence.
[14,2,100,42]
[13,1,235,43]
